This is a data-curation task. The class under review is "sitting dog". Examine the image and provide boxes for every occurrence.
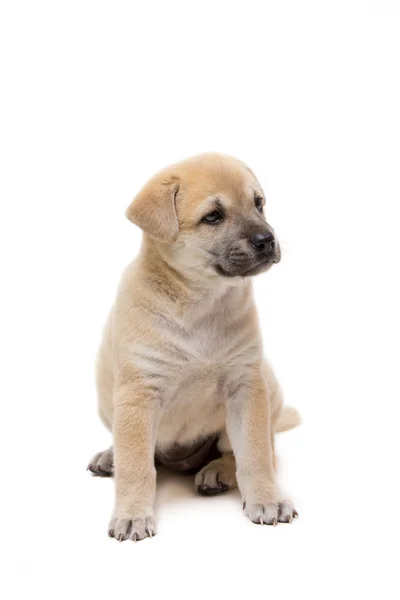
[88,153,300,542]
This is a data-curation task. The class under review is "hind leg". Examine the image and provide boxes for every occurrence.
[195,430,237,495]
[87,446,114,476]
[195,454,237,495]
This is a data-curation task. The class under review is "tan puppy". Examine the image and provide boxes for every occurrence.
[88,153,300,542]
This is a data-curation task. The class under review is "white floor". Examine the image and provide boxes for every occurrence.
[6,415,398,600]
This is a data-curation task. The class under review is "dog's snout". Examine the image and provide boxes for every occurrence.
[250,232,275,253]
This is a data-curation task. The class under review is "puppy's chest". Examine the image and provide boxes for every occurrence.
[181,319,230,362]
[132,310,257,396]
[164,310,253,368]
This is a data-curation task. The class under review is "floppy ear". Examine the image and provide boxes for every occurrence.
[125,177,179,242]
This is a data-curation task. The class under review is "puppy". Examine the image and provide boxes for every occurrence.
[88,153,300,542]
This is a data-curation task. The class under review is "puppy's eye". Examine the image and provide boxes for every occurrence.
[202,210,223,224]
[255,197,264,212]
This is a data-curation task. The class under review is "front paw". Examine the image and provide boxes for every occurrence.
[244,500,298,525]
[108,514,156,542]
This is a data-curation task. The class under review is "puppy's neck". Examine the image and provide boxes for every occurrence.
[139,236,251,308]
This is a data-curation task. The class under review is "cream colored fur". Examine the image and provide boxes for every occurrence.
[89,153,300,541]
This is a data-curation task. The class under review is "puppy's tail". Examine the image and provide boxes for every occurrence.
[275,406,301,433]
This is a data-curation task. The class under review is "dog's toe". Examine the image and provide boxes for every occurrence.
[87,447,114,477]
[108,516,156,542]
[195,455,236,495]
[245,500,297,525]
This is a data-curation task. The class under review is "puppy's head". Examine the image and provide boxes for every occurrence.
[126,153,280,279]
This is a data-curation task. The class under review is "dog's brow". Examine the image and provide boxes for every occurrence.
[251,187,263,198]
[204,196,225,210]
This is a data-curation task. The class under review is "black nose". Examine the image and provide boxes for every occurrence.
[250,232,275,252]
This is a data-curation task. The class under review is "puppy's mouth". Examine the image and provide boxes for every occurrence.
[215,255,278,278]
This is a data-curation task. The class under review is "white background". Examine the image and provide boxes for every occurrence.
[1,1,400,598]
